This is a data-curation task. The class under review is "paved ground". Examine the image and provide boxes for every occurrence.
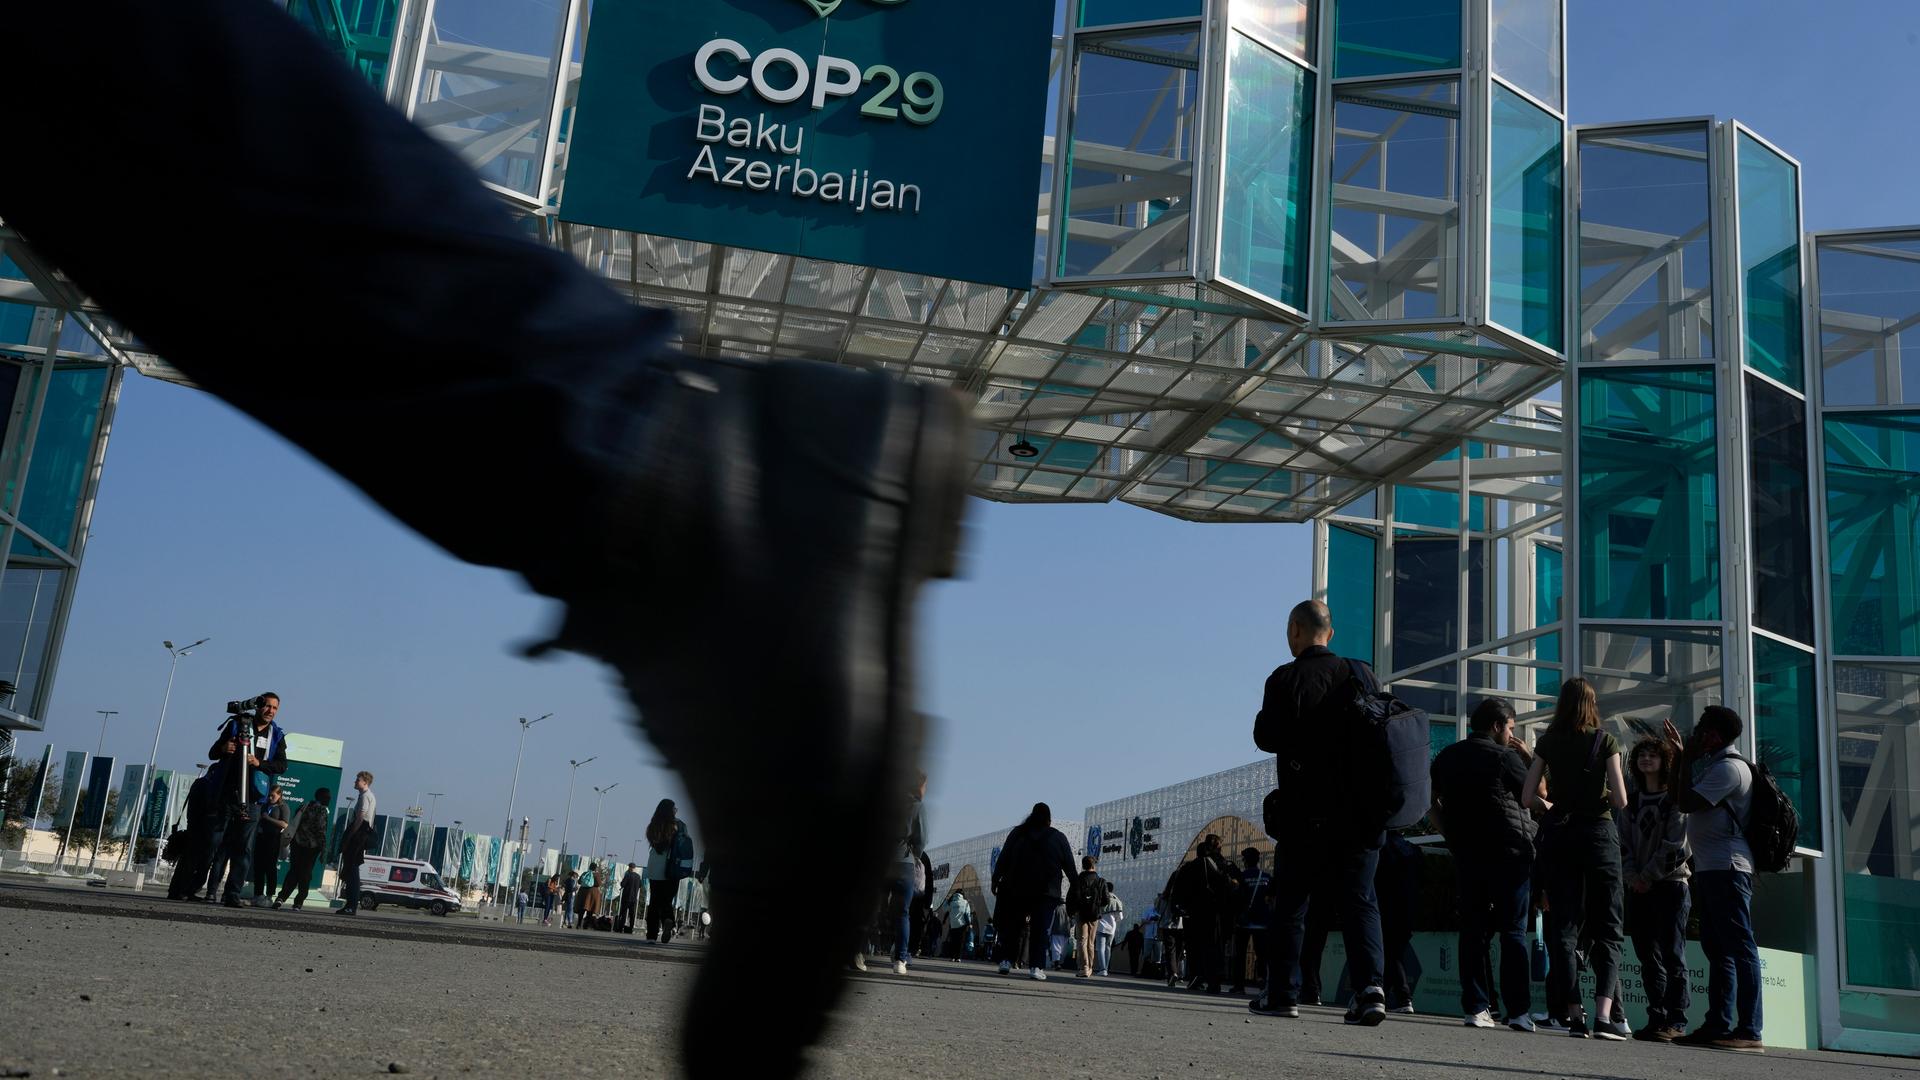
[5,880,1920,1079]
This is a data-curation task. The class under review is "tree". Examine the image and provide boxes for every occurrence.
[1,758,40,850]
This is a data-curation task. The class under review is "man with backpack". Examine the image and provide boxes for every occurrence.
[1663,706,1787,1053]
[273,786,332,910]
[1250,600,1424,1026]
[1173,836,1239,993]
[1069,856,1110,978]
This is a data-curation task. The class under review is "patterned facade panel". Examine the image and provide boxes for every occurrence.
[1079,760,1271,933]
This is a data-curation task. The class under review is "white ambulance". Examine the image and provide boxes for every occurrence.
[354,856,462,916]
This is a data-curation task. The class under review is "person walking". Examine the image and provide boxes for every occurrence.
[889,774,928,975]
[1665,708,1764,1053]
[1121,922,1144,977]
[989,803,1076,980]
[335,771,375,916]
[580,861,603,929]
[273,786,332,910]
[561,870,578,929]
[645,799,695,942]
[542,874,560,927]
[1231,847,1271,995]
[1094,887,1124,977]
[1431,698,1538,1031]
[942,890,974,960]
[618,861,645,934]
[516,887,530,924]
[1068,856,1108,978]
[1249,600,1391,1026]
[250,785,290,906]
[1619,736,1691,1041]
[1523,678,1629,1040]
[1172,836,1238,993]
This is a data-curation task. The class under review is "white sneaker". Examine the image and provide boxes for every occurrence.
[1392,1004,1416,1015]
[1465,1010,1498,1029]
[851,954,868,972]
[1508,1015,1537,1033]
[892,960,909,976]
[1030,967,1047,981]
[998,960,1012,975]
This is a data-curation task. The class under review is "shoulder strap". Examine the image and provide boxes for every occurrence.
[1346,658,1381,694]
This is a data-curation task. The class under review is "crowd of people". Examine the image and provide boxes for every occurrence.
[524,797,707,938]
[858,600,1777,1057]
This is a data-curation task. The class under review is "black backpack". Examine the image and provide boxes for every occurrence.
[1072,873,1108,916]
[1727,754,1799,873]
[1344,661,1433,832]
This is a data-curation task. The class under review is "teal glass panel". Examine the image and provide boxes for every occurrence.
[1748,377,1814,643]
[282,0,398,90]
[1218,34,1314,311]
[1753,635,1819,850]
[1329,524,1377,667]
[1490,0,1560,110]
[0,301,36,348]
[1079,0,1202,26]
[12,366,110,556]
[1578,368,1719,620]
[1835,662,1920,990]
[1334,0,1461,78]
[1826,413,1920,656]
[1817,235,1920,407]
[0,251,27,281]
[1392,446,1485,531]
[1489,85,1564,351]
[1328,80,1460,320]
[1535,544,1561,701]
[0,567,64,712]
[1736,133,1803,389]
[1581,625,1721,746]
[1577,124,1714,362]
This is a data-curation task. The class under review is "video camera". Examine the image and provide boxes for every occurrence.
[225,695,269,718]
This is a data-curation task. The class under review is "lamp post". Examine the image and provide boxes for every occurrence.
[500,713,550,870]
[588,782,619,875]
[121,637,208,871]
[81,709,118,873]
[539,817,554,873]
[558,756,595,869]
[422,792,444,867]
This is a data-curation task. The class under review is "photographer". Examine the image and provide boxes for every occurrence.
[203,693,289,907]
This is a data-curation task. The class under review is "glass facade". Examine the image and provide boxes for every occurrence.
[1834,662,1920,991]
[1489,84,1564,351]
[1079,0,1203,26]
[279,0,398,90]
[1737,133,1804,389]
[1218,33,1314,310]
[1058,29,1201,278]
[1578,368,1719,621]
[1577,126,1714,363]
[1490,0,1561,109]
[1753,634,1820,850]
[1238,0,1313,58]
[1578,625,1722,744]
[1818,235,1920,408]
[1328,524,1376,666]
[1536,544,1562,701]
[1333,0,1461,78]
[1328,80,1461,321]
[1826,413,1920,657]
[412,0,575,198]
[0,568,64,716]
[13,366,110,557]
[1748,377,1815,644]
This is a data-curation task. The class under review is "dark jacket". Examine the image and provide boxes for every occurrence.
[621,869,643,896]
[1254,645,1365,829]
[1171,850,1238,918]
[1430,731,1535,861]
[206,717,288,808]
[992,823,1075,900]
[1067,869,1106,921]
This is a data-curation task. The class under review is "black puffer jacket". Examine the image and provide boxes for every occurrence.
[992,823,1076,900]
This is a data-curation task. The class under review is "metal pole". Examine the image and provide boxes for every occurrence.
[559,755,594,868]
[501,713,550,863]
[85,710,118,872]
[121,638,205,872]
[423,792,444,866]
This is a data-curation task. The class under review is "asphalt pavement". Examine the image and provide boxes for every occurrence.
[5,879,1920,1079]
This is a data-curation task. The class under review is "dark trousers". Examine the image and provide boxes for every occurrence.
[207,808,258,902]
[341,857,365,911]
[995,895,1056,969]
[1265,831,1384,1006]
[1457,853,1533,1019]
[0,2,667,613]
[1382,908,1413,1007]
[1231,926,1264,991]
[1299,899,1337,1001]
[646,881,677,940]
[945,928,968,959]
[1187,915,1224,991]
[1626,879,1692,1030]
[1694,870,1762,1038]
[252,837,281,898]
[618,891,640,933]
[169,811,221,899]
[275,844,321,906]
[1545,818,1624,1019]
[1125,940,1141,976]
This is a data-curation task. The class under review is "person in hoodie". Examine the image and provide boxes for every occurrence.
[989,802,1076,980]
[1620,736,1691,1041]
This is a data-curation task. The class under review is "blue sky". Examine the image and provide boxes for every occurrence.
[14,0,1920,855]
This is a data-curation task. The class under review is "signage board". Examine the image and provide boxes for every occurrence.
[561,0,1053,288]
[78,755,114,831]
[272,733,344,894]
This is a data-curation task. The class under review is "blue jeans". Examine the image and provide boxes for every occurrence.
[1095,931,1113,975]
[1694,870,1761,1038]
[1264,829,1385,1004]
[895,871,917,962]
[1626,879,1692,1030]
[1457,852,1532,1019]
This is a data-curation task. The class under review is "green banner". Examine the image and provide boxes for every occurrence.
[272,733,344,894]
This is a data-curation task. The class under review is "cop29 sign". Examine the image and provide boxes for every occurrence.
[560,0,1053,288]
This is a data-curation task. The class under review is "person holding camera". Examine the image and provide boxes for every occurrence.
[204,694,288,907]
[336,770,376,915]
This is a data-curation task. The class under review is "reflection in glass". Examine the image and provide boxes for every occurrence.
[1238,0,1312,58]
[1817,234,1920,407]
[281,0,400,89]
[1079,0,1203,26]
[1579,625,1722,746]
[1578,368,1719,620]
[1748,377,1815,644]
[412,0,573,197]
[12,367,110,557]
[1826,413,1920,657]
[1392,535,1486,683]
[1218,34,1313,310]
[0,568,64,713]
[1058,30,1201,278]
[1835,662,1920,990]
[1578,126,1714,362]
[1753,636,1819,850]
[1328,81,1460,321]
[1489,86,1564,351]
[1329,525,1377,667]
[1334,0,1461,78]
[1737,133,1804,388]
[1490,0,1561,110]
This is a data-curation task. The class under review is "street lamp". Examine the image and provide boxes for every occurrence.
[422,792,445,867]
[558,756,596,868]
[70,709,117,874]
[588,782,619,875]
[500,713,551,870]
[121,637,208,871]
